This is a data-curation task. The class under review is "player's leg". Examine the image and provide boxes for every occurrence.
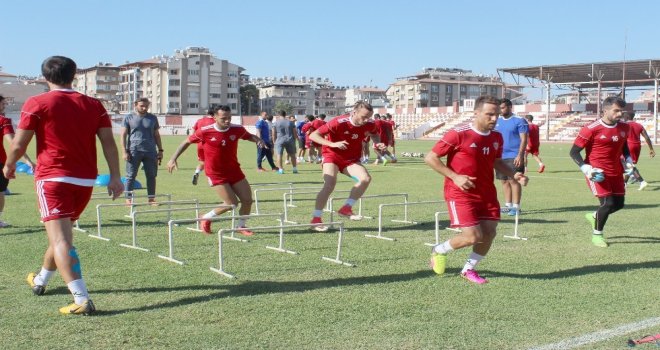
[142,152,158,204]
[256,143,266,171]
[274,143,284,173]
[193,146,204,185]
[509,178,522,214]
[459,220,498,284]
[431,200,481,276]
[264,142,278,170]
[310,162,339,231]
[286,142,298,173]
[230,178,255,235]
[338,163,372,218]
[198,181,240,234]
[0,175,7,227]
[124,151,142,203]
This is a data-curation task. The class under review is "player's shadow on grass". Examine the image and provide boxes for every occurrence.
[91,269,436,316]
[607,235,660,244]
[486,260,660,280]
[522,203,659,214]
[0,227,44,236]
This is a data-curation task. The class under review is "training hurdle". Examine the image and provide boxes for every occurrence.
[211,221,352,279]
[503,210,527,240]
[282,189,353,224]
[158,213,285,265]
[327,193,410,223]
[74,192,174,233]
[120,204,235,252]
[367,200,445,241]
[253,186,322,214]
[89,200,200,241]
[426,210,456,247]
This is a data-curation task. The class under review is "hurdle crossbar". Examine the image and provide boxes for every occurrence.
[253,186,321,214]
[211,221,352,279]
[328,193,409,223]
[122,204,231,252]
[282,189,352,224]
[426,210,454,247]
[91,200,200,241]
[367,200,445,241]
[158,213,285,265]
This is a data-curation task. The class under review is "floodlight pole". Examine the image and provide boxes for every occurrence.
[545,82,551,141]
[655,76,658,145]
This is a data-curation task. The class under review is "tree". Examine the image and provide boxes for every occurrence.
[273,101,294,116]
[239,84,259,115]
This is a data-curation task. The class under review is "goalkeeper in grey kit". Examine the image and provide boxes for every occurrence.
[569,96,632,248]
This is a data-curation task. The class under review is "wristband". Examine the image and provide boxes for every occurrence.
[158,149,164,152]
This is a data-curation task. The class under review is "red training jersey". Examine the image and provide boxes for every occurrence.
[376,119,392,144]
[311,118,326,131]
[0,115,15,164]
[316,115,378,162]
[527,123,540,148]
[188,124,252,178]
[193,115,216,132]
[573,120,629,176]
[19,90,111,181]
[626,121,644,146]
[431,125,503,202]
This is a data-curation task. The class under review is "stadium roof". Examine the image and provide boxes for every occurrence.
[498,59,660,89]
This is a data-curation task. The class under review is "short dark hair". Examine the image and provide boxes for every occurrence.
[499,98,512,107]
[208,105,231,115]
[373,113,381,119]
[624,111,635,119]
[603,96,626,109]
[134,97,150,105]
[41,56,77,86]
[279,110,286,117]
[353,101,373,112]
[319,114,326,119]
[524,114,534,121]
[306,115,315,122]
[0,94,4,103]
[475,96,500,111]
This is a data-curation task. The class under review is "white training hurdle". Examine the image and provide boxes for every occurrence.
[158,213,285,265]
[282,189,353,224]
[211,221,352,279]
[89,200,200,241]
[503,210,526,240]
[367,200,445,241]
[120,204,235,252]
[253,186,322,214]
[327,193,410,223]
[427,210,455,247]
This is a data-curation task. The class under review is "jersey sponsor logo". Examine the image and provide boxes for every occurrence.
[470,143,478,148]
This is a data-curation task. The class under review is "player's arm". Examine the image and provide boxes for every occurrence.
[369,133,385,150]
[309,130,347,149]
[494,158,528,186]
[153,128,164,164]
[97,127,123,199]
[424,150,477,191]
[569,144,602,180]
[248,133,266,149]
[514,131,528,167]
[120,126,130,161]
[3,129,34,179]
[3,133,35,168]
[167,138,193,173]
[640,129,656,157]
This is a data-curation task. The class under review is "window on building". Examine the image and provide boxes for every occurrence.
[230,103,237,110]
[169,79,180,86]
[188,70,199,76]
[188,91,200,99]
[431,85,439,92]
[168,102,180,108]
[168,91,180,97]
[188,103,199,109]
[169,69,178,75]
[210,93,221,99]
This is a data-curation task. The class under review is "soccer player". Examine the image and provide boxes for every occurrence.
[622,111,655,190]
[309,114,327,163]
[494,98,528,216]
[426,96,528,284]
[190,109,216,185]
[167,105,266,235]
[373,114,395,165]
[385,113,399,160]
[4,56,123,315]
[301,114,317,162]
[296,116,309,163]
[308,101,385,231]
[121,98,163,205]
[569,96,632,248]
[255,111,278,172]
[272,111,299,174]
[524,115,545,173]
[0,94,36,227]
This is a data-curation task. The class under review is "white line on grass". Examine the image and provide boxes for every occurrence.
[528,316,660,350]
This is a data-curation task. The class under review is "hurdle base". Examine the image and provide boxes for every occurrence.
[391,219,417,224]
[360,215,374,220]
[222,235,248,242]
[266,245,298,255]
[424,242,436,247]
[286,204,297,208]
[119,243,150,252]
[283,220,298,224]
[364,234,396,241]
[322,256,356,267]
[186,227,204,232]
[124,214,133,219]
[210,267,236,279]
[88,234,110,241]
[157,255,184,265]
[503,235,528,241]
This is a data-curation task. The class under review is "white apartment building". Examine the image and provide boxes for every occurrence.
[252,76,347,116]
[386,67,522,109]
[344,87,387,110]
[259,82,314,115]
[74,63,120,113]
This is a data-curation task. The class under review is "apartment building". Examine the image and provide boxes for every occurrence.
[386,67,522,109]
[258,82,314,115]
[314,87,346,117]
[345,87,388,109]
[73,63,120,112]
[252,76,347,116]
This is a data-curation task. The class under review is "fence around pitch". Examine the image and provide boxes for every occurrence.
[211,221,351,279]
[282,189,353,224]
[120,204,235,252]
[158,213,285,265]
[89,200,200,241]
[368,200,446,241]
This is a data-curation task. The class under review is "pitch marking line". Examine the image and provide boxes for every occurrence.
[391,166,586,182]
[528,316,660,350]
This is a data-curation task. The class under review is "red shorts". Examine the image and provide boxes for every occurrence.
[196,144,205,162]
[446,197,500,228]
[628,143,641,163]
[585,174,625,197]
[526,144,539,156]
[207,171,246,186]
[322,155,359,173]
[36,181,93,222]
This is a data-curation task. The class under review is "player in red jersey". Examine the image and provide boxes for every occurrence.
[0,95,36,227]
[373,114,395,165]
[167,105,266,236]
[309,114,327,163]
[426,96,528,284]
[307,101,385,231]
[385,113,399,161]
[4,56,123,315]
[301,115,316,162]
[569,97,633,248]
[523,115,545,173]
[622,111,655,190]
[190,110,216,185]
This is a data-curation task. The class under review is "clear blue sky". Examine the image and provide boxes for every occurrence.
[2,0,659,91]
